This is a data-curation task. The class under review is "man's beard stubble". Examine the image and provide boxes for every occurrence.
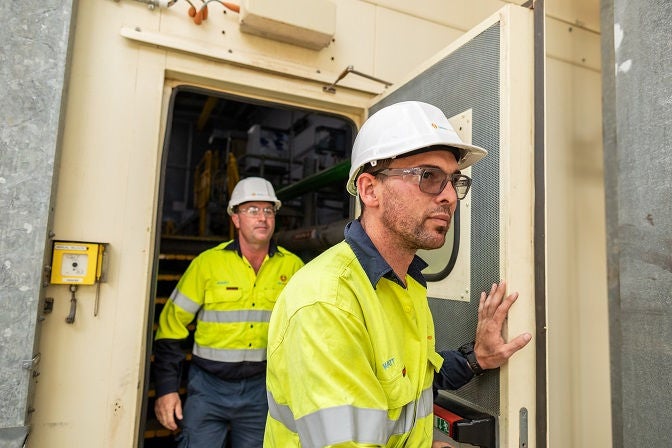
[379,186,453,252]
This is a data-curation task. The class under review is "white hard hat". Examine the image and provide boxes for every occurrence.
[346,101,488,195]
[227,177,282,215]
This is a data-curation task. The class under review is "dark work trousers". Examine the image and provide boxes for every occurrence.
[176,363,268,448]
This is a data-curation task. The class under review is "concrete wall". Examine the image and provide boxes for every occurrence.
[602,1,672,447]
[0,1,77,447]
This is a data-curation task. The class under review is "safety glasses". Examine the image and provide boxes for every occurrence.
[237,206,277,217]
[375,167,472,200]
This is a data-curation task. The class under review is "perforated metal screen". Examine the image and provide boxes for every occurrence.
[369,23,502,415]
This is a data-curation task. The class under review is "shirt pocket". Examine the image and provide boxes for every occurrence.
[260,285,282,305]
[428,350,444,373]
[204,285,243,308]
[379,367,415,411]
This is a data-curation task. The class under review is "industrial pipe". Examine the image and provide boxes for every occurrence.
[274,219,349,253]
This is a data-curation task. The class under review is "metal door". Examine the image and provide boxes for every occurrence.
[366,5,537,447]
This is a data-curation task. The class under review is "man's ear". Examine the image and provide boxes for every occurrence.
[231,214,241,230]
[356,173,379,207]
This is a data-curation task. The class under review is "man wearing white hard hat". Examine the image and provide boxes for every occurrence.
[265,101,532,447]
[153,177,304,447]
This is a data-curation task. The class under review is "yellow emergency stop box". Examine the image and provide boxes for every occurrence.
[50,241,106,285]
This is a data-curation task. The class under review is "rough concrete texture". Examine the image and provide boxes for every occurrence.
[602,1,672,447]
[0,1,77,445]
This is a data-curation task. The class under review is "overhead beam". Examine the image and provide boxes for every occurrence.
[197,96,219,132]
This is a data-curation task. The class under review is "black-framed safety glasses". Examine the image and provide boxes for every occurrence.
[374,167,472,200]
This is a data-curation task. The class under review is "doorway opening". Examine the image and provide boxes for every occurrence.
[140,85,356,447]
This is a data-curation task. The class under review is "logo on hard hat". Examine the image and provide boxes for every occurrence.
[432,122,455,133]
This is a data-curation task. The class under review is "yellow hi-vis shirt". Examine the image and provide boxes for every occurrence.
[265,236,445,447]
[155,240,304,366]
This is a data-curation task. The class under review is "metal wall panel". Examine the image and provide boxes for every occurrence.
[0,1,77,445]
[602,1,672,447]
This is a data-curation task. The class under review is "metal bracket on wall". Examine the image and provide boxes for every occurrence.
[323,65,392,93]
[519,407,529,448]
[21,353,41,374]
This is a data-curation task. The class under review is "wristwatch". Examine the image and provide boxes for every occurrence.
[458,341,485,376]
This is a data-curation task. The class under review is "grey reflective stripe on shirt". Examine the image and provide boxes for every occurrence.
[267,386,434,447]
[171,290,201,315]
[416,386,434,419]
[193,344,267,362]
[199,309,272,323]
[172,290,272,323]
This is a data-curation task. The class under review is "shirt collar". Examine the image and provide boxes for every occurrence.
[344,219,427,289]
[223,239,278,257]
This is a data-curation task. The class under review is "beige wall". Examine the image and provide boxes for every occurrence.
[544,1,611,446]
[29,1,608,447]
[29,2,166,446]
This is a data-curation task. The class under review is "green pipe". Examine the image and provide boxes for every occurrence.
[275,160,350,201]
